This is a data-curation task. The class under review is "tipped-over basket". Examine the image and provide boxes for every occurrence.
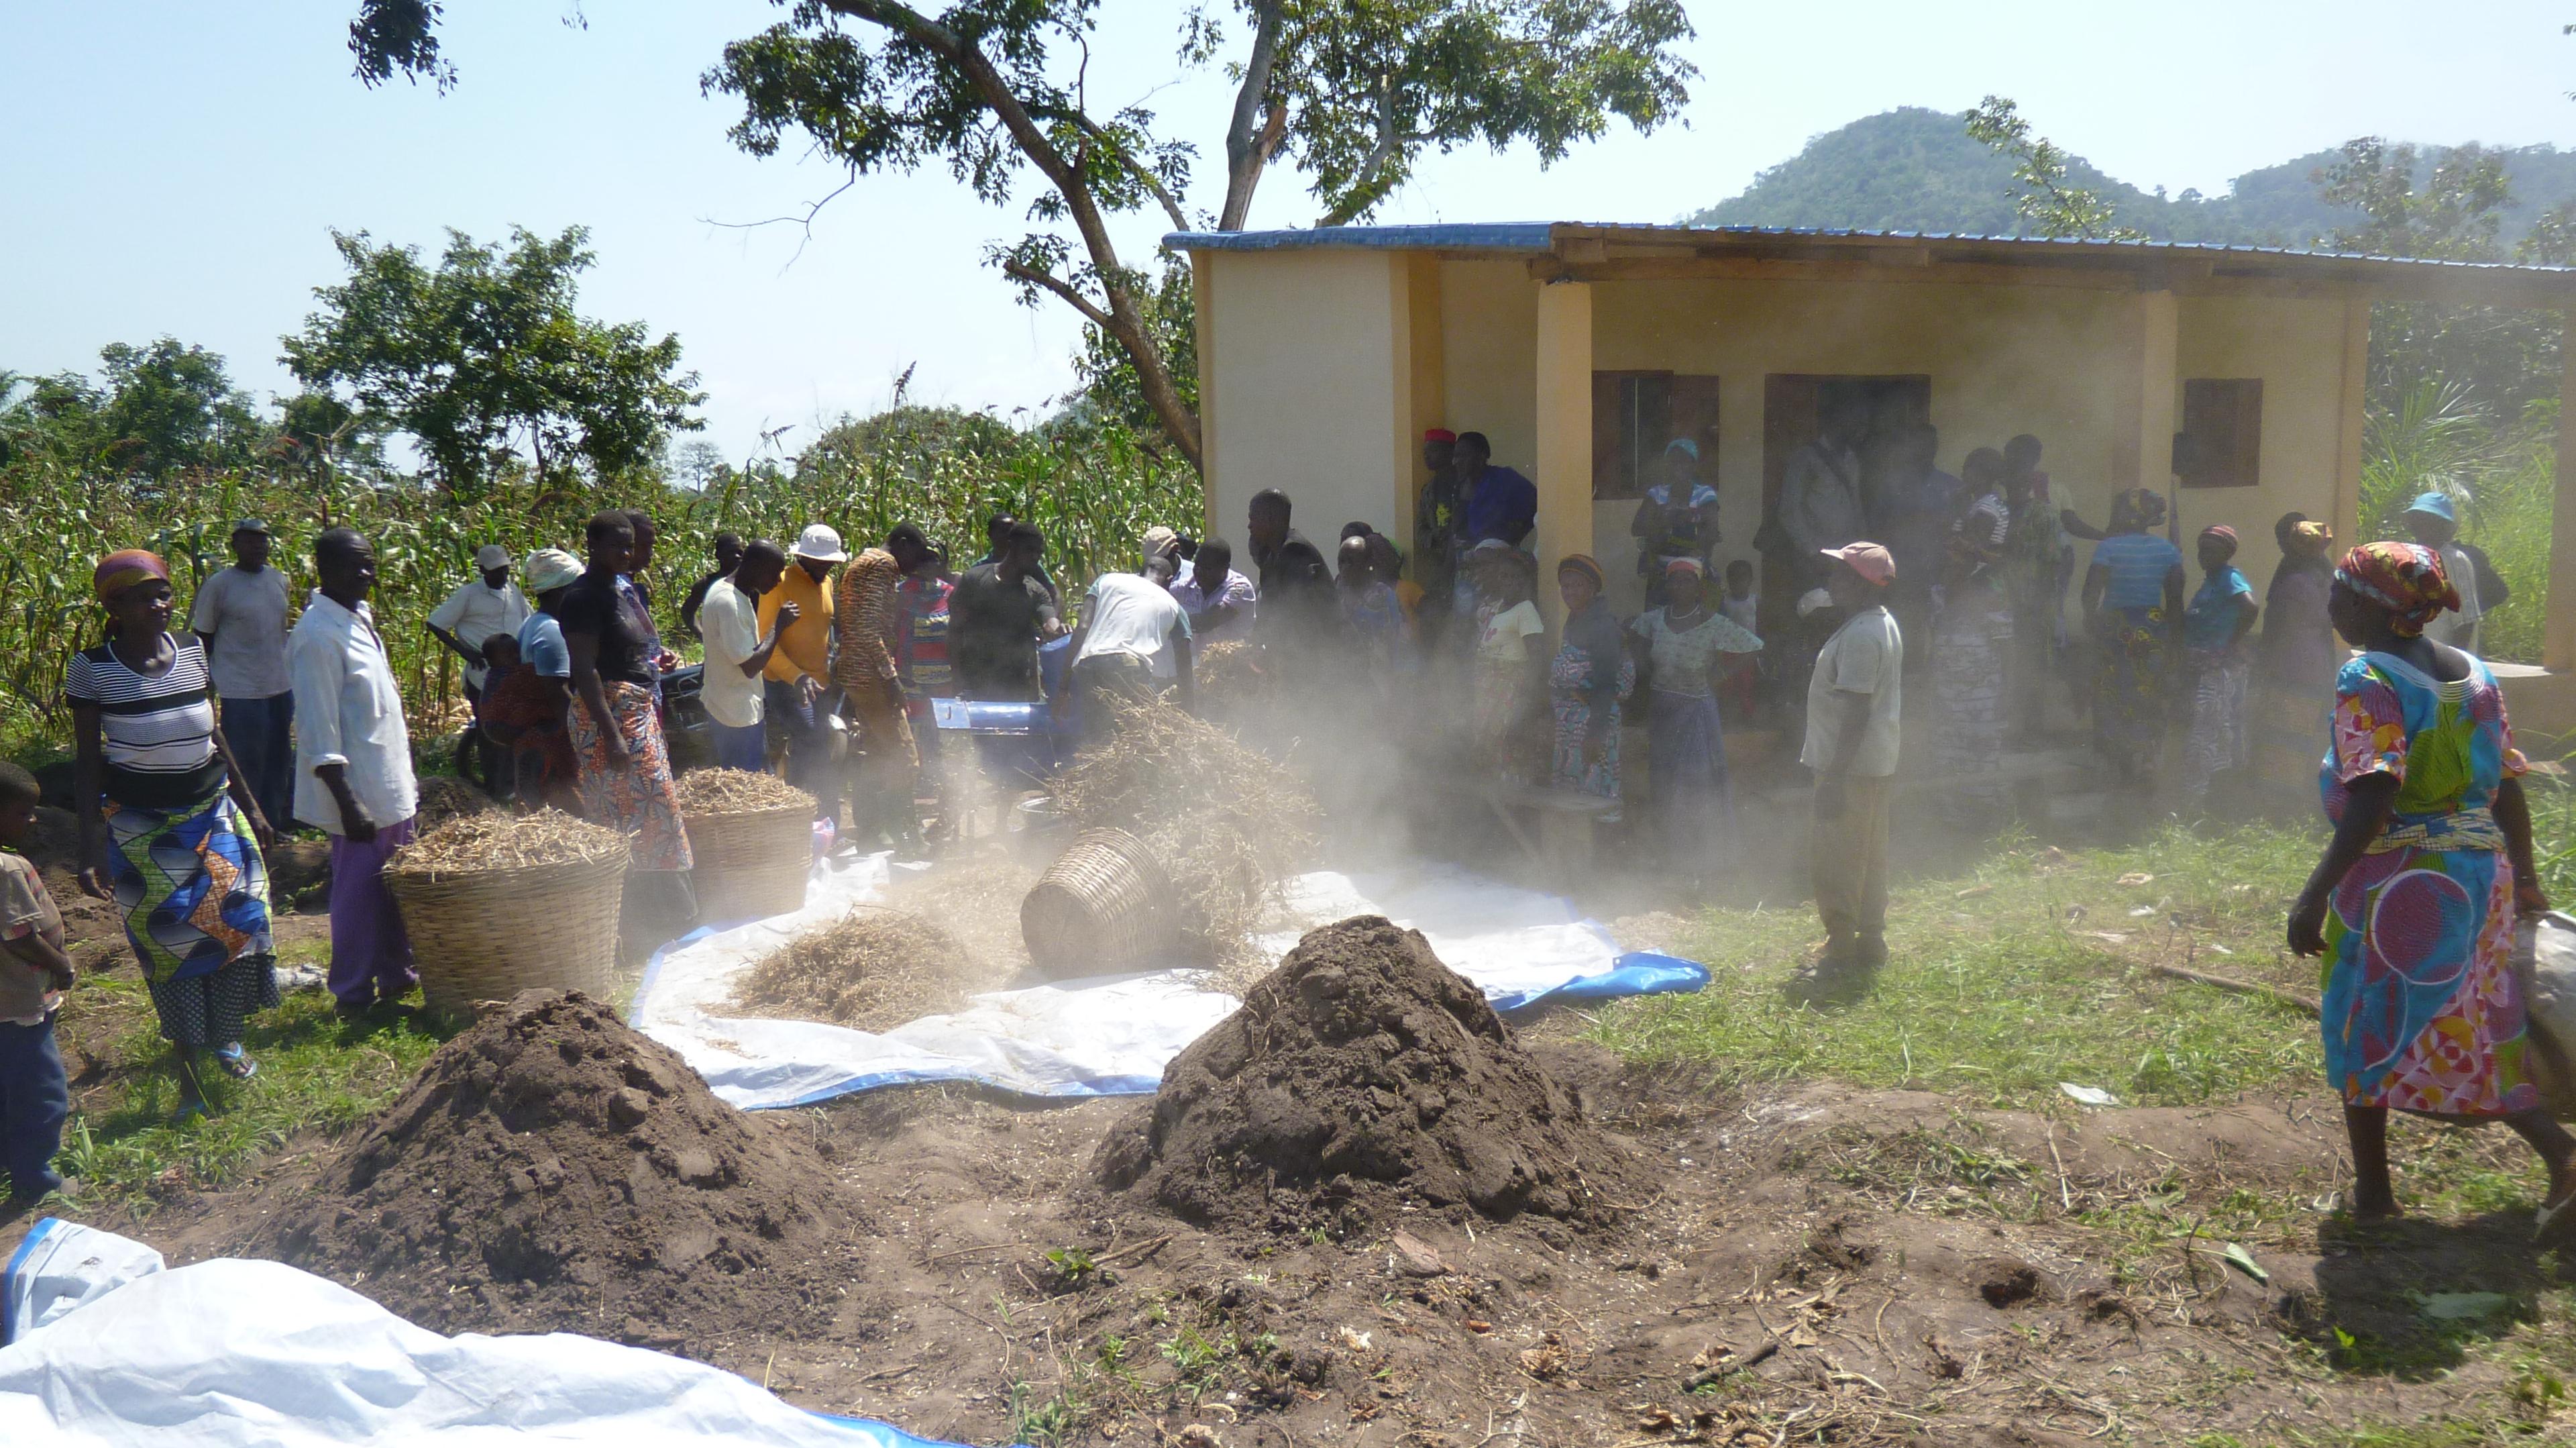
[1021,827,1175,979]
[680,776,819,925]
[383,821,631,1019]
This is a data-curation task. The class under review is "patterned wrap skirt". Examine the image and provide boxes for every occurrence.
[103,786,278,1047]
[570,680,694,872]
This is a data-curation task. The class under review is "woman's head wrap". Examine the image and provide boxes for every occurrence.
[2198,523,2239,556]
[1662,556,1705,579]
[1663,437,1700,462]
[2333,541,2459,638]
[93,550,170,602]
[2110,487,2167,532]
[1557,554,1605,591]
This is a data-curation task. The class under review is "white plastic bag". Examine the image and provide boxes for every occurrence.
[2520,911,2576,1115]
[1,1219,165,1346]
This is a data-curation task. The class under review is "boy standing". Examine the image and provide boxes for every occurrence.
[0,762,73,1210]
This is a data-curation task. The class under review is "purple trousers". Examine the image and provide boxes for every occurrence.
[329,816,418,1009]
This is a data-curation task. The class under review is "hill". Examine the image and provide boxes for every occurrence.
[1688,107,2576,248]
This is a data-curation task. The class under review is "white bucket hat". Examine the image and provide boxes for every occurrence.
[522,548,585,594]
[793,523,849,564]
[474,544,512,571]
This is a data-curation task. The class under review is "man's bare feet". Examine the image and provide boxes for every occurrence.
[2349,1188,2404,1225]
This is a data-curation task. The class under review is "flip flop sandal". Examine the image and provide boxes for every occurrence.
[212,1045,259,1080]
[2535,1188,2576,1249]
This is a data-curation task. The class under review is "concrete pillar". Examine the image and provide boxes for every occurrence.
[1191,256,1218,531]
[2110,286,2180,494]
[2550,307,2576,674]
[1394,254,1446,550]
[2332,299,2371,550]
[1533,278,1594,625]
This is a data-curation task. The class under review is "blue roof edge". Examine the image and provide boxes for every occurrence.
[1162,222,2576,275]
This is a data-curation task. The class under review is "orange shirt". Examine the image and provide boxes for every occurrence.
[758,563,834,684]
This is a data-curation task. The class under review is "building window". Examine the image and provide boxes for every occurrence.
[2180,378,2261,489]
[1593,372,1717,501]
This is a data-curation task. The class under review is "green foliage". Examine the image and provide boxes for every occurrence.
[2318,140,2515,262]
[282,225,704,488]
[1964,97,2143,242]
[0,403,1200,752]
[1696,108,2576,255]
[2355,382,2555,663]
[1258,0,1697,227]
[1593,823,2325,1108]
[1,340,263,482]
[1076,257,1197,436]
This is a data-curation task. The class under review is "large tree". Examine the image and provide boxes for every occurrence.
[0,341,262,481]
[282,225,704,488]
[341,0,1697,470]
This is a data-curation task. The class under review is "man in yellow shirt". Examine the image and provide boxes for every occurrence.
[759,523,844,821]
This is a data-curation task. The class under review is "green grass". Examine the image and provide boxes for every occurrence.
[51,977,455,1217]
[1593,822,2324,1108]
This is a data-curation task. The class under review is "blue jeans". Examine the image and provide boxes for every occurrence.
[0,1013,68,1202]
[219,692,295,829]
[763,680,841,823]
[712,719,767,772]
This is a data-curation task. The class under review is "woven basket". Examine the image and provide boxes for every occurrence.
[384,843,631,1019]
[1021,827,1175,979]
[684,800,815,924]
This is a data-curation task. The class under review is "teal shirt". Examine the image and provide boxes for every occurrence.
[2182,564,2253,650]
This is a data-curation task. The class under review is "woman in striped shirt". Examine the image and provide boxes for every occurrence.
[68,550,277,1114]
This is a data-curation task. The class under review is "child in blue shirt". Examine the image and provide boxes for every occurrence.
[2180,525,2259,806]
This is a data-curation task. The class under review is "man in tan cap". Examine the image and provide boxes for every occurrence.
[1795,541,1902,1002]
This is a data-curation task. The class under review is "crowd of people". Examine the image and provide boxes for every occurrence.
[0,418,2560,1235]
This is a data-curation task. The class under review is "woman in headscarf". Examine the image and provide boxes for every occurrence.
[66,550,278,1113]
[1629,439,1720,607]
[1931,449,2015,823]
[1628,558,1761,873]
[1548,556,1636,814]
[2178,524,2259,809]
[2254,514,2340,789]
[2287,542,2573,1233]
[2079,488,2184,787]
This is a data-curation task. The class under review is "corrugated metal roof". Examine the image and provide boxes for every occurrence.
[1166,221,2576,277]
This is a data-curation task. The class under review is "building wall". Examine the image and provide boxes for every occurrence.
[1589,278,2353,605]
[1200,249,1408,555]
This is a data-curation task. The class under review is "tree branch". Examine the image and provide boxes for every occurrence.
[1001,261,1114,329]
[819,0,1201,468]
[1053,109,1191,232]
[1316,76,1405,228]
[1218,0,1285,230]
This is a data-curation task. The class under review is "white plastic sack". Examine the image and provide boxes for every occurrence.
[0,1223,977,1447]
[1,1220,165,1347]
[2522,911,2576,1110]
[631,855,1707,1110]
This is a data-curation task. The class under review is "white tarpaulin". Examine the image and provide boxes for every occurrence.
[0,1220,983,1447]
[631,855,1708,1110]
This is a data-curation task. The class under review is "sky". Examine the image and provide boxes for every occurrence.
[7,1,2575,464]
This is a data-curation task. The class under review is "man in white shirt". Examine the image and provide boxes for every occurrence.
[289,529,420,1017]
[427,545,532,790]
[1796,541,1903,1000]
[189,518,297,831]
[696,540,800,772]
[1068,556,1194,750]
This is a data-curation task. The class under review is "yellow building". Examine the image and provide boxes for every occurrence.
[1175,222,2576,736]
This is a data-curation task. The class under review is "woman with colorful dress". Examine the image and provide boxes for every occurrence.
[2254,514,2339,789]
[561,511,696,939]
[2287,541,2573,1233]
[1464,541,1546,782]
[1628,558,1761,871]
[2079,488,2184,788]
[2178,524,2259,809]
[1548,555,1636,817]
[67,550,278,1113]
[1629,439,1721,607]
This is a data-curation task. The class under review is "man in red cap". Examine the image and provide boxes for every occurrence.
[1413,427,1463,646]
[1795,541,1902,1002]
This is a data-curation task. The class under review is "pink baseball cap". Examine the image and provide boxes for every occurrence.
[1819,541,1895,586]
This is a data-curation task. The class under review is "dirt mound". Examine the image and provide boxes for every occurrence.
[1096,915,1635,1232]
[254,990,864,1350]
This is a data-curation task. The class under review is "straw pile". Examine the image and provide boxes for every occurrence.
[726,907,996,1033]
[386,809,628,879]
[1191,639,1264,714]
[1051,701,1318,963]
[673,768,814,817]
[414,775,497,833]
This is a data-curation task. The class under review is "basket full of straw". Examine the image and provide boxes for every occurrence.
[382,811,631,1017]
[674,768,818,924]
